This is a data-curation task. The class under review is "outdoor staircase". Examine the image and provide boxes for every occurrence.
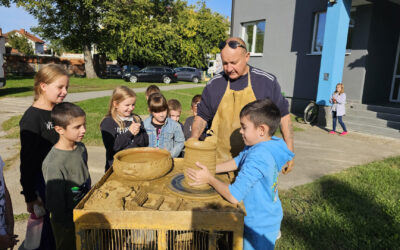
[345,103,400,139]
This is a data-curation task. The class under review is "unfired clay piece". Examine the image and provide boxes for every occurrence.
[113,147,172,181]
[183,139,217,190]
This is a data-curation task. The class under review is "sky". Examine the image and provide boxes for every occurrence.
[0,0,231,34]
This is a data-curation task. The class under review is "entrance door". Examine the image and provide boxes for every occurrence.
[390,35,400,102]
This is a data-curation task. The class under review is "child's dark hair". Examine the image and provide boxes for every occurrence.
[191,94,202,107]
[240,99,281,136]
[148,93,168,113]
[168,99,182,111]
[145,85,161,97]
[52,102,86,128]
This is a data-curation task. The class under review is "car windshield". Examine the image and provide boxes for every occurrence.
[140,68,148,72]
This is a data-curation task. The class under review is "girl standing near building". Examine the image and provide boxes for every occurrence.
[329,83,348,136]
[19,64,69,248]
[100,86,149,171]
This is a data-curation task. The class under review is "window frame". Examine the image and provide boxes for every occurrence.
[310,9,356,55]
[241,20,266,57]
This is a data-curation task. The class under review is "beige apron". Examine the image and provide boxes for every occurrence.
[206,73,257,163]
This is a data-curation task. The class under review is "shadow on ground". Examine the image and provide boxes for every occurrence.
[0,87,33,97]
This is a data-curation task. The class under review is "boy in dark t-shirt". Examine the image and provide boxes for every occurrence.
[183,94,206,140]
[42,102,91,250]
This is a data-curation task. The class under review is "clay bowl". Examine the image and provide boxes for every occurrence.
[113,147,172,181]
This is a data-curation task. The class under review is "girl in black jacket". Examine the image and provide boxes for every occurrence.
[100,86,149,171]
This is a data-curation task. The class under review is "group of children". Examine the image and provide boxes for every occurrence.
[0,64,348,249]
[100,84,204,171]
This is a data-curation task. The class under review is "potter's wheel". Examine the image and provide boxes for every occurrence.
[168,173,220,200]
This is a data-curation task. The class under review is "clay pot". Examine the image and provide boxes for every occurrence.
[113,147,172,181]
[183,139,217,190]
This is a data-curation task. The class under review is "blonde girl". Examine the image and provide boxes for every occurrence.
[19,64,69,248]
[100,86,148,171]
[329,83,348,135]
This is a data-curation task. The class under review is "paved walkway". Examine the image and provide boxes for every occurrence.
[2,85,400,248]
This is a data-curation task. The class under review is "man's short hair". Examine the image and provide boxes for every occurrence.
[240,99,281,136]
[146,85,161,97]
[148,93,168,113]
[52,102,86,129]
[191,94,202,107]
[167,99,182,111]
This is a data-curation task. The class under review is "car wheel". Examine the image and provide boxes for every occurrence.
[163,76,171,84]
[192,77,199,83]
[129,75,138,83]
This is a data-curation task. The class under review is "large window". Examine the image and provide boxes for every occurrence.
[311,10,355,54]
[242,20,265,56]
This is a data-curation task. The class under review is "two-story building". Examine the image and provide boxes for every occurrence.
[6,28,45,55]
[230,0,400,138]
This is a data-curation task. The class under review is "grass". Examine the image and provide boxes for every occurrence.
[0,75,200,98]
[14,213,29,222]
[276,156,400,249]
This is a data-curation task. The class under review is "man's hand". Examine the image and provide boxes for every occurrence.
[0,234,18,249]
[190,116,207,140]
[186,162,211,186]
[282,159,294,174]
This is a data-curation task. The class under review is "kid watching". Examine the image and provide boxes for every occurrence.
[167,99,184,131]
[144,93,185,158]
[187,99,294,250]
[145,85,161,100]
[183,94,206,140]
[42,102,91,250]
[101,86,149,171]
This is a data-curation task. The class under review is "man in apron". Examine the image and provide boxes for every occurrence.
[191,37,294,173]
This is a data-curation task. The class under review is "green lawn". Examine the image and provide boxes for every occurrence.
[277,156,400,249]
[0,76,200,98]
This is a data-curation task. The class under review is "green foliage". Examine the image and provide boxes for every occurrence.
[99,0,229,68]
[7,32,34,55]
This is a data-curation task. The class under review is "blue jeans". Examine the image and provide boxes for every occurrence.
[332,111,347,132]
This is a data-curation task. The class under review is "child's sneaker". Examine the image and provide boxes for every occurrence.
[340,131,348,136]
[329,131,336,135]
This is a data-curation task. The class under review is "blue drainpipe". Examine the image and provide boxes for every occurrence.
[316,0,352,106]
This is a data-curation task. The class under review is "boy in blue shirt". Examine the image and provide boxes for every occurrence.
[187,99,294,250]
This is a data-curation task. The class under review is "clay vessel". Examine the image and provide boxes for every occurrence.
[183,139,216,190]
[113,147,172,181]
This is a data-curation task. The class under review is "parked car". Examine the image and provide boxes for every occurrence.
[122,65,140,79]
[174,67,202,83]
[103,64,122,78]
[123,66,177,84]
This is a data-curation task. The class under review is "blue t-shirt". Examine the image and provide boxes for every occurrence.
[229,137,294,247]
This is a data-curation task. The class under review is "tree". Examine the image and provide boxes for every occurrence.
[99,0,229,68]
[17,0,103,78]
[7,32,34,55]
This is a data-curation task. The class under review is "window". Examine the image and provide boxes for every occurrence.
[311,10,355,54]
[242,20,265,56]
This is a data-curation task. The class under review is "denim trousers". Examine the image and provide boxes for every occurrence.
[332,111,347,132]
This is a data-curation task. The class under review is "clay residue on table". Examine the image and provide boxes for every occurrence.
[83,159,238,212]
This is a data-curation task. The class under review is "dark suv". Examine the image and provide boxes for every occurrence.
[174,67,202,83]
[123,66,177,84]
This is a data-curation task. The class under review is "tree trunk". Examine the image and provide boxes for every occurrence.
[83,44,97,78]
